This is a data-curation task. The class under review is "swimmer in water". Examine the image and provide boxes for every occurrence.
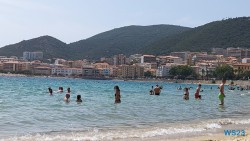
[114,85,121,103]
[154,85,161,95]
[76,95,82,103]
[64,93,70,102]
[48,87,53,95]
[183,87,189,100]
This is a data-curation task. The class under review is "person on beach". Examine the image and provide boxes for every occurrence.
[76,95,82,102]
[48,87,53,95]
[194,84,202,99]
[114,85,121,103]
[154,85,161,95]
[218,78,226,105]
[149,86,154,95]
[183,87,189,100]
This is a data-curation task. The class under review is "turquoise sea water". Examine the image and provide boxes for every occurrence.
[0,76,250,140]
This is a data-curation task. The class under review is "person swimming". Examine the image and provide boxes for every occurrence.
[183,87,189,100]
[114,85,121,103]
[76,95,82,102]
[64,93,70,102]
[177,86,182,90]
[67,87,71,93]
[58,87,63,93]
[48,87,53,95]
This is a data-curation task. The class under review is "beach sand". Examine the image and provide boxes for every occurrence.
[168,131,250,141]
[113,129,249,141]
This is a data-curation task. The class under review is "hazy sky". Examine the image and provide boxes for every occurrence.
[0,0,249,47]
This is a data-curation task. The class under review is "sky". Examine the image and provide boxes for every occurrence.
[0,0,249,47]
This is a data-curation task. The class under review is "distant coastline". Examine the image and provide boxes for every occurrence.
[1,73,249,87]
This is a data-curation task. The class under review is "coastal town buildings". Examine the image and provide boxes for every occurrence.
[23,51,43,61]
[120,65,144,78]
[1,47,250,79]
[113,54,126,66]
[141,55,156,63]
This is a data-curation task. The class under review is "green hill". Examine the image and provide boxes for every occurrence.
[0,17,250,60]
[0,36,69,60]
[143,17,250,55]
[68,25,191,59]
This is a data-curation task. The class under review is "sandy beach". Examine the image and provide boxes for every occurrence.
[168,130,250,141]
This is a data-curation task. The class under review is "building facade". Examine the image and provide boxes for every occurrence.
[23,51,43,61]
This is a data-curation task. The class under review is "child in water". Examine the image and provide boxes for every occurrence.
[183,87,189,100]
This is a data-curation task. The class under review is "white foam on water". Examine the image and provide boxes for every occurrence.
[2,118,250,141]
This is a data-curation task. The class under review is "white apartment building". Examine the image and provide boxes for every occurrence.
[156,64,172,77]
[52,68,82,76]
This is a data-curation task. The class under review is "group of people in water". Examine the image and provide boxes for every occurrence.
[48,85,120,103]
[181,78,226,105]
[149,85,162,95]
[48,87,82,103]
[48,78,229,105]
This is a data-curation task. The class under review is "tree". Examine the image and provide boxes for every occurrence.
[169,65,196,79]
[214,64,235,79]
[144,71,152,77]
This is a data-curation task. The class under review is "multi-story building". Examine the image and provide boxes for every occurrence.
[93,62,109,69]
[141,55,156,63]
[232,63,250,74]
[52,68,82,76]
[170,52,189,64]
[113,54,126,66]
[33,66,51,75]
[212,48,227,56]
[156,64,172,77]
[120,65,144,78]
[226,47,242,58]
[23,51,43,61]
[82,66,96,77]
[100,57,114,65]
[129,54,142,64]
[242,58,250,63]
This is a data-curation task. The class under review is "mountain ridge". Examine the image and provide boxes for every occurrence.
[0,17,249,60]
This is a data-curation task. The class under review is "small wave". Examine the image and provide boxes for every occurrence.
[3,118,250,141]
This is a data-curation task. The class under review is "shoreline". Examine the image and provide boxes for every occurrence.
[1,73,250,86]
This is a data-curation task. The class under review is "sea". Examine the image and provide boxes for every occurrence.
[0,76,249,140]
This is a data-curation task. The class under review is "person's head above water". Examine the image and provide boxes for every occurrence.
[67,87,71,93]
[114,85,120,91]
[77,95,81,100]
[156,84,159,87]
[184,87,189,91]
[66,94,70,99]
[198,84,201,87]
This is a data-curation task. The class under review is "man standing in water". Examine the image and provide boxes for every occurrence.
[218,78,226,105]
[154,85,161,95]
